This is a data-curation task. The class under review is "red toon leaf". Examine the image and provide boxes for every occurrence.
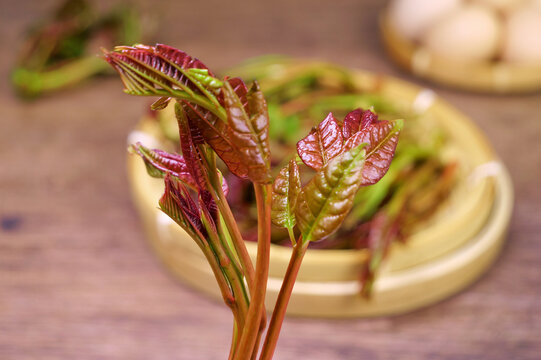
[297,112,343,171]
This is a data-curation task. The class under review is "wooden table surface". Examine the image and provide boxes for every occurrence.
[1,1,540,359]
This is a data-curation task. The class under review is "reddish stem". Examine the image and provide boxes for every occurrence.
[259,239,308,360]
[234,183,272,360]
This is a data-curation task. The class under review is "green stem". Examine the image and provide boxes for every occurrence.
[196,147,251,336]
[183,223,238,322]
[202,149,255,293]
[205,221,249,330]
[199,239,237,312]
[197,147,255,355]
[216,186,255,290]
[218,213,248,296]
[137,88,228,122]
[287,226,296,246]
[12,56,109,97]
[259,239,308,360]
[234,183,272,360]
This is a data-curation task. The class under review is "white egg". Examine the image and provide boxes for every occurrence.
[388,0,462,41]
[474,0,526,13]
[423,4,502,61]
[502,6,541,63]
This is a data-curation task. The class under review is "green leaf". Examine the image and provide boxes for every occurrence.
[271,159,301,229]
[296,143,367,242]
[186,68,224,89]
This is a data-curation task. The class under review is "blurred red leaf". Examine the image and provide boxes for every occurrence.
[343,110,402,186]
[359,211,400,298]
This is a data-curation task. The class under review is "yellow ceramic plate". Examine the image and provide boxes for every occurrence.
[126,64,511,317]
[128,153,511,317]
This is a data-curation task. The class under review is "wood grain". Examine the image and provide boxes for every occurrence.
[0,1,540,359]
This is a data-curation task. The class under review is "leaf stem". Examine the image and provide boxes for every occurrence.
[228,321,239,360]
[205,220,249,329]
[259,238,308,360]
[234,183,272,360]
[200,239,237,312]
[160,89,228,121]
[250,327,264,360]
[218,213,248,295]
[181,216,239,323]
[287,227,296,246]
[196,147,251,338]
[202,149,256,292]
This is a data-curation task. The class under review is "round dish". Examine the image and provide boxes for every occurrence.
[128,153,511,317]
[126,64,511,317]
[380,12,541,93]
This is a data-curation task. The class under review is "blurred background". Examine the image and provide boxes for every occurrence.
[1,0,540,359]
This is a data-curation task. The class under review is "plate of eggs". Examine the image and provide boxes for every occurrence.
[381,0,541,93]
